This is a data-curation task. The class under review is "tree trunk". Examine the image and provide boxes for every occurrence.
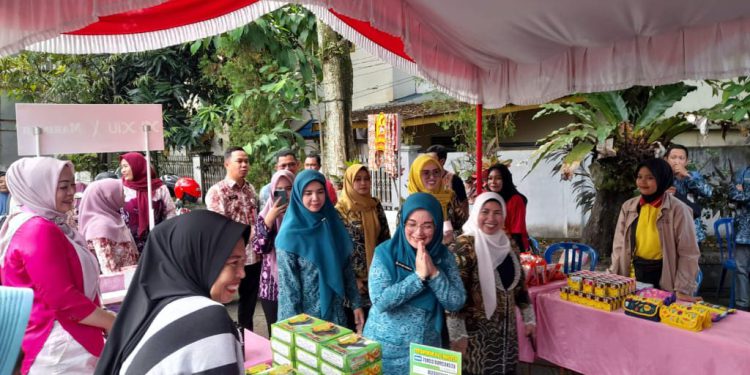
[581,189,632,260]
[316,20,355,180]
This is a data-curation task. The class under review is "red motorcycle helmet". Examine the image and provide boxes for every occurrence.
[174,177,201,203]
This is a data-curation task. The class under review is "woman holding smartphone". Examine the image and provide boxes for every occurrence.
[253,170,295,334]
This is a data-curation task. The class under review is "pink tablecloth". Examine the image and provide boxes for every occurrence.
[517,280,567,362]
[243,329,272,369]
[535,293,750,374]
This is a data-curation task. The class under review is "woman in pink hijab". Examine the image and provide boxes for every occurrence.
[119,152,175,252]
[79,179,139,275]
[0,157,114,374]
[252,169,295,334]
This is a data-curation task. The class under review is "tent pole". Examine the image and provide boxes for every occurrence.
[476,104,483,194]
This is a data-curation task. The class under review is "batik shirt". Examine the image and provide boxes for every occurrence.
[673,171,713,242]
[730,167,750,245]
[206,179,258,265]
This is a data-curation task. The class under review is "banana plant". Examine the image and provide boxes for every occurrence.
[531,83,696,185]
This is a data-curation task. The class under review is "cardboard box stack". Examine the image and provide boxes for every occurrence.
[268,314,382,374]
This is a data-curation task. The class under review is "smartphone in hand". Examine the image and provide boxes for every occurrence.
[273,189,288,205]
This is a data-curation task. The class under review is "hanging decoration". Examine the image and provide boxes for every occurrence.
[368,113,400,178]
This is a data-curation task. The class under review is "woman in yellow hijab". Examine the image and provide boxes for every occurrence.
[336,164,392,328]
[408,154,466,244]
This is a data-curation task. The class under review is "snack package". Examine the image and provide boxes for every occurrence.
[520,252,548,286]
[320,333,382,372]
[320,360,383,375]
[255,364,297,375]
[695,301,737,315]
[272,351,294,367]
[295,348,319,369]
[271,314,325,344]
[246,363,272,375]
[294,322,353,354]
[635,288,676,305]
[270,337,294,359]
[659,304,712,332]
[295,361,318,375]
[624,295,663,322]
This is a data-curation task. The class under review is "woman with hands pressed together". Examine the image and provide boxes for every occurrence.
[253,170,295,333]
[363,193,466,374]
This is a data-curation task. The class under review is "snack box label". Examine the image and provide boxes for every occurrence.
[272,351,294,367]
[320,333,382,372]
[271,314,324,344]
[295,348,319,368]
[295,362,318,375]
[320,360,383,375]
[294,322,352,354]
[270,337,294,358]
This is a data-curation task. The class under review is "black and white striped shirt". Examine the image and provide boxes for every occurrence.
[120,296,243,375]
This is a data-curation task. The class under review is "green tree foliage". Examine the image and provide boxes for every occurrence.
[0,53,116,104]
[0,48,227,150]
[532,84,696,195]
[703,77,750,140]
[428,98,516,180]
[194,5,321,187]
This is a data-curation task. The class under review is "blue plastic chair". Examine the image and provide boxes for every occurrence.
[695,268,703,297]
[714,217,737,308]
[528,236,540,255]
[543,242,598,274]
[0,286,34,375]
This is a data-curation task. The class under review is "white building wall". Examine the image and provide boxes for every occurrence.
[351,49,418,110]
[441,150,587,238]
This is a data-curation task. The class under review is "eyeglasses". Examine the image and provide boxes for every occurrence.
[405,222,435,232]
[420,168,441,178]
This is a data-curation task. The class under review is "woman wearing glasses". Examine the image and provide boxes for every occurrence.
[363,193,466,374]
[407,154,467,244]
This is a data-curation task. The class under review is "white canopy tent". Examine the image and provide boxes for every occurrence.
[3,0,750,190]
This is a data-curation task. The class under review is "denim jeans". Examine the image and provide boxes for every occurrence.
[735,244,750,308]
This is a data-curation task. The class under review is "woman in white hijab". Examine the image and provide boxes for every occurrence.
[0,157,114,374]
[447,192,536,375]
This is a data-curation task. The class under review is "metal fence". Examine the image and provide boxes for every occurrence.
[371,167,400,210]
[154,154,193,178]
[153,153,225,192]
[199,154,226,190]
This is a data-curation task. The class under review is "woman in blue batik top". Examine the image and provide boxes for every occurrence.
[276,170,365,332]
[363,193,466,374]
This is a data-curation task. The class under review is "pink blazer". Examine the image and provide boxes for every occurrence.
[1,217,104,373]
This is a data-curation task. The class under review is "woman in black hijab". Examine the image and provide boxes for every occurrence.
[485,164,530,250]
[95,210,251,374]
[609,158,700,300]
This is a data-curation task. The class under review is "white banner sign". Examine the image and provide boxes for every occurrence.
[15,103,165,155]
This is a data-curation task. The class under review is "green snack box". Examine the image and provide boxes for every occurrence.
[320,360,383,375]
[272,351,294,367]
[270,337,294,359]
[320,334,382,372]
[295,361,318,375]
[294,322,352,354]
[271,313,324,344]
[294,348,319,369]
